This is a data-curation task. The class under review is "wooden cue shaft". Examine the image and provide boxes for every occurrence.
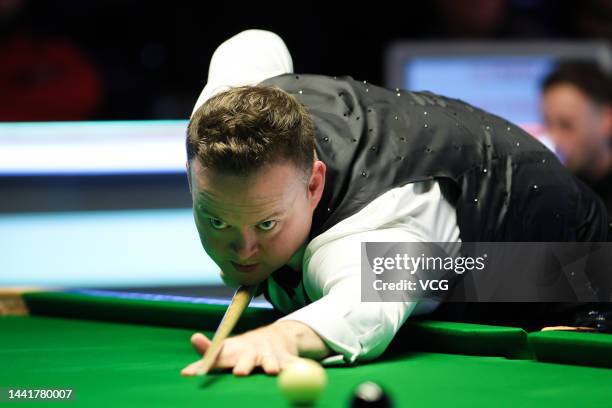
[196,284,258,376]
[0,286,54,316]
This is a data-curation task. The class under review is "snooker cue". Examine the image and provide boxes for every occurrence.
[196,284,258,376]
[0,286,52,316]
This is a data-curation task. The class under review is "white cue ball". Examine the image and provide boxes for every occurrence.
[277,358,327,405]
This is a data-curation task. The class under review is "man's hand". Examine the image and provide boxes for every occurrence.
[180,320,331,376]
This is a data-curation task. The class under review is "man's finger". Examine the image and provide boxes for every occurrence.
[260,351,280,375]
[190,332,212,356]
[232,350,257,376]
[180,360,204,376]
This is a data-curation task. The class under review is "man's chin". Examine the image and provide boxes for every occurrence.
[233,272,272,287]
[235,279,264,288]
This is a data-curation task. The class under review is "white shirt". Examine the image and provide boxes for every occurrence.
[193,29,461,365]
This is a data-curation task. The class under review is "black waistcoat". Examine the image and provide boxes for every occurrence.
[257,73,609,305]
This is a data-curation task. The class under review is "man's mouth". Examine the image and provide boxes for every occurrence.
[231,261,259,272]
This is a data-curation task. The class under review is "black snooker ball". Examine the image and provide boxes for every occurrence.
[350,381,392,408]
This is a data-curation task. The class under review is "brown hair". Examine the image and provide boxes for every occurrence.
[542,60,612,106]
[187,85,316,182]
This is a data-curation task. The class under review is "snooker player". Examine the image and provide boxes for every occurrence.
[540,61,612,220]
[181,30,610,377]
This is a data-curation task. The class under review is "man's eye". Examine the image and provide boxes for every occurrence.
[258,220,277,231]
[209,218,229,230]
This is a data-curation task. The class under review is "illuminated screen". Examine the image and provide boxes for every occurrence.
[0,120,188,176]
[0,120,221,288]
[385,41,612,152]
[404,56,555,127]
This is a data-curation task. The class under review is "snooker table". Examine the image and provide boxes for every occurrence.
[1,289,611,408]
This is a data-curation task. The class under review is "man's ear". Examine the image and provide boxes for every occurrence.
[308,160,326,209]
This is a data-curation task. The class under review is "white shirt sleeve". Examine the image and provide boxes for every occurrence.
[276,180,460,365]
[191,29,293,117]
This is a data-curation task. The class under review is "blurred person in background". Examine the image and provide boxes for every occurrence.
[541,61,612,220]
[0,0,102,121]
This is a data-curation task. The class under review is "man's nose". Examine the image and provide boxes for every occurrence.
[231,230,259,260]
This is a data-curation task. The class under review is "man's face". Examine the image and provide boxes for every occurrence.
[187,159,325,287]
[541,83,611,174]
